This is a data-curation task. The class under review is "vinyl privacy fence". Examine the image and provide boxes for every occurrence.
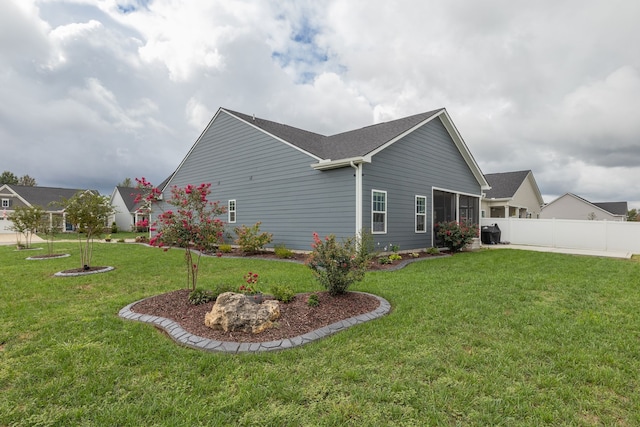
[480,217,640,254]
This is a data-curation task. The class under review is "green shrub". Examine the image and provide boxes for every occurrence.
[270,284,295,303]
[233,222,273,254]
[274,243,293,259]
[389,253,402,261]
[306,232,368,295]
[188,288,215,305]
[357,228,377,260]
[307,293,320,307]
[426,247,440,255]
[436,221,479,253]
[378,256,392,265]
[218,243,233,253]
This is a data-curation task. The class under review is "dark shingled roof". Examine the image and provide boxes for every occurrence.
[115,186,141,212]
[3,185,88,209]
[593,201,628,216]
[223,108,444,160]
[483,170,531,199]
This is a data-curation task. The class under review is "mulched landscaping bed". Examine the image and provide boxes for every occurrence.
[131,289,381,343]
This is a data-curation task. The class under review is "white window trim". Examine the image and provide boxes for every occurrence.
[228,199,236,223]
[415,195,427,233]
[1,199,9,208]
[371,189,387,234]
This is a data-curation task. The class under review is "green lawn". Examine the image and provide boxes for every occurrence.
[1,243,640,426]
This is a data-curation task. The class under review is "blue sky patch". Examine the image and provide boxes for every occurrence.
[117,0,151,14]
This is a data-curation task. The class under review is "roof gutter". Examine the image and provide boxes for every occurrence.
[311,156,371,171]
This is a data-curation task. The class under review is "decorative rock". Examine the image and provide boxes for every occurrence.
[204,292,280,334]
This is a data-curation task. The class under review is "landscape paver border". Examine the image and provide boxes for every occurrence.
[118,292,391,353]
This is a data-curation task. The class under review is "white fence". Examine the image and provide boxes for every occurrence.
[480,218,640,254]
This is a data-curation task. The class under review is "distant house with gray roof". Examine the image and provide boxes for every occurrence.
[158,107,490,251]
[0,184,90,233]
[109,186,150,232]
[540,193,628,221]
[482,170,544,218]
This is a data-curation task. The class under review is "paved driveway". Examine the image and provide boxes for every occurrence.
[0,233,45,245]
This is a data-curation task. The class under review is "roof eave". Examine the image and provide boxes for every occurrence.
[311,156,372,171]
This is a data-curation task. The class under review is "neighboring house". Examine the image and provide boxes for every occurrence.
[482,170,544,218]
[109,186,149,232]
[0,184,88,233]
[540,193,628,221]
[156,107,490,251]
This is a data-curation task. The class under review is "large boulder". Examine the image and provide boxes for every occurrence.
[204,292,280,334]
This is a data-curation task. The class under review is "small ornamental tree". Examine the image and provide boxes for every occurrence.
[147,183,226,291]
[306,232,369,296]
[8,205,44,249]
[436,221,479,253]
[39,212,63,256]
[62,191,115,269]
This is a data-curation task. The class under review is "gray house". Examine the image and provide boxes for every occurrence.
[0,184,89,233]
[158,107,490,251]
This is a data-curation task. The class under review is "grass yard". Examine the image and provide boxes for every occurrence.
[1,243,640,426]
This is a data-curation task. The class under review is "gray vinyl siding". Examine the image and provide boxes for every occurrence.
[362,117,481,250]
[160,112,356,251]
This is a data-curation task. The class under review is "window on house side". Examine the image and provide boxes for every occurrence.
[372,190,387,234]
[228,200,236,223]
[1,199,9,208]
[415,196,426,233]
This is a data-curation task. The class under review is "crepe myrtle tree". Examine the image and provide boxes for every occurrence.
[136,179,226,291]
[61,191,115,270]
[8,205,44,249]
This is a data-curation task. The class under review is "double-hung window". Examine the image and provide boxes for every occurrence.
[372,190,387,234]
[228,200,236,223]
[415,195,426,233]
[1,199,9,208]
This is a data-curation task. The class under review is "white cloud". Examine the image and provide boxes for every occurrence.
[1,0,639,209]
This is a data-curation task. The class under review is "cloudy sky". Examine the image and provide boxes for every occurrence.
[2,0,639,208]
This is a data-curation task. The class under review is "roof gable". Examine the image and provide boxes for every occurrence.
[484,170,532,199]
[544,193,627,217]
[113,186,142,212]
[223,109,327,159]
[322,110,443,159]
[0,185,88,209]
[167,107,489,190]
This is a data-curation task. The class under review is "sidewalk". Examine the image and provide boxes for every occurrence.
[0,233,45,246]
[484,243,633,259]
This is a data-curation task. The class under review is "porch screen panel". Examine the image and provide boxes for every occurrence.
[459,195,478,226]
[433,190,456,224]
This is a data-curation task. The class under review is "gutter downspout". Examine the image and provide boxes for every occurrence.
[350,161,363,238]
